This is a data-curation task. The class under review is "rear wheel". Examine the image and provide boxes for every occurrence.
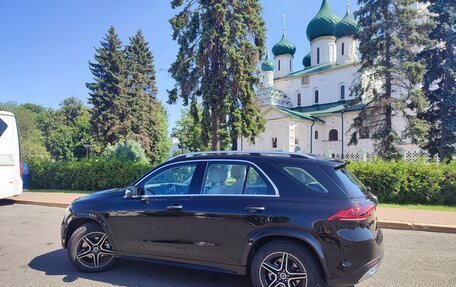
[250,240,327,287]
[67,222,116,273]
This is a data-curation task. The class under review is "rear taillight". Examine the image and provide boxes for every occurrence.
[328,204,375,221]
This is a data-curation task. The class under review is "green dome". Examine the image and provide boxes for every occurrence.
[272,34,296,56]
[335,11,359,38]
[302,52,311,67]
[306,0,341,42]
[261,54,274,71]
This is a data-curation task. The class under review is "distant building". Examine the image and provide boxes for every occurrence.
[239,0,421,157]
[169,137,181,157]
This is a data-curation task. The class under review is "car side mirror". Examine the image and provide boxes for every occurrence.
[125,186,138,199]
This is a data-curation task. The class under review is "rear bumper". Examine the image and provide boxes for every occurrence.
[327,255,383,286]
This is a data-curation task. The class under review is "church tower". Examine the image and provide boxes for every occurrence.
[335,3,359,64]
[272,15,296,78]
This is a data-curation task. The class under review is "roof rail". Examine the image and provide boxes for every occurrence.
[167,150,315,161]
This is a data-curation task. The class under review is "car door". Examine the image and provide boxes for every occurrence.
[107,161,204,259]
[183,160,279,266]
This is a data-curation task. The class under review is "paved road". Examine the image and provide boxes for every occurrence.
[0,202,455,287]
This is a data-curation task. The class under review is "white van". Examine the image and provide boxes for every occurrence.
[0,111,23,199]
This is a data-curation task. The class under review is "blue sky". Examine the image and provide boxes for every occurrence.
[0,0,357,132]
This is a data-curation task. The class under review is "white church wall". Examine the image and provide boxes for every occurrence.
[310,36,337,66]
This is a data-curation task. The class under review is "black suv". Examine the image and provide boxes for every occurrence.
[61,151,383,287]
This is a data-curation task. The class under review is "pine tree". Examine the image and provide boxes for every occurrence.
[124,30,170,164]
[419,0,456,161]
[349,0,431,160]
[171,103,208,153]
[168,0,266,151]
[86,26,129,146]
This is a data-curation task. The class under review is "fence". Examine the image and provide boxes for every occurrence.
[322,151,441,163]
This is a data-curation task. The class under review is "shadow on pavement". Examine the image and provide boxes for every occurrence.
[0,199,15,206]
[29,249,252,287]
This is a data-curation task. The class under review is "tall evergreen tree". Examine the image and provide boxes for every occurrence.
[349,0,431,160]
[86,26,129,146]
[124,30,170,164]
[168,0,266,151]
[171,103,208,153]
[419,0,456,161]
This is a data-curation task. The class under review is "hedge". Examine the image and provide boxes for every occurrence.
[28,159,456,206]
[348,160,456,206]
[28,159,151,191]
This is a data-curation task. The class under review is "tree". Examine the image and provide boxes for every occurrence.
[124,30,170,164]
[37,97,93,161]
[349,0,431,160]
[168,0,266,151]
[419,0,456,161]
[172,103,208,152]
[86,26,129,146]
[0,102,50,161]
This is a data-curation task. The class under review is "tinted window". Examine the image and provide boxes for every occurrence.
[142,164,197,196]
[283,166,328,193]
[203,163,247,195]
[334,168,368,198]
[245,166,274,195]
[0,118,7,137]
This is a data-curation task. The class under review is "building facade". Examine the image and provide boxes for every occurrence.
[239,0,420,157]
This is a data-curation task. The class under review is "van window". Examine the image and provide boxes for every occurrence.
[0,119,7,137]
[283,166,328,193]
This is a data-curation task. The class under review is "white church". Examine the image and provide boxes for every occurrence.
[239,0,421,157]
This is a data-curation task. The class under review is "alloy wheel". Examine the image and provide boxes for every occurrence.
[259,252,308,287]
[76,232,114,269]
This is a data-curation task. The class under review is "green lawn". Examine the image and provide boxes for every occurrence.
[379,203,456,212]
[24,189,92,194]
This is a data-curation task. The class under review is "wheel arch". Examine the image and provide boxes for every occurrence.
[243,228,329,277]
[64,213,116,249]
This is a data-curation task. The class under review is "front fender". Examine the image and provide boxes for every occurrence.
[242,227,329,276]
[62,211,118,250]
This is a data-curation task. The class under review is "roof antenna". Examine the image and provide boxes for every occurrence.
[282,13,287,37]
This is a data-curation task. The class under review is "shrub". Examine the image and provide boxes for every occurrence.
[348,160,455,206]
[28,159,151,191]
[103,140,150,165]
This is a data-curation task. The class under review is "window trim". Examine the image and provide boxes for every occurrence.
[130,159,279,198]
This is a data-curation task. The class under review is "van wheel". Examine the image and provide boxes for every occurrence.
[250,240,327,287]
[67,222,116,273]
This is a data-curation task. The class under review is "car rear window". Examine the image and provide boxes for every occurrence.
[333,168,368,198]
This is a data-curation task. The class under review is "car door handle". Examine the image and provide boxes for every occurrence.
[245,206,266,213]
[167,204,183,211]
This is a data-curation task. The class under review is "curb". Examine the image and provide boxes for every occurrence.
[379,220,456,234]
[5,199,456,234]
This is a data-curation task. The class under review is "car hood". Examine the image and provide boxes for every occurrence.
[73,188,125,203]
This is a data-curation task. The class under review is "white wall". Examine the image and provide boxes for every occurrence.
[311,36,337,66]
[274,54,293,78]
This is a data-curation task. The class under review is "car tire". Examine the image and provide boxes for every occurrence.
[250,239,327,287]
[67,222,116,273]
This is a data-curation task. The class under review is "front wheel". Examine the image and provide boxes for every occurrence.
[67,222,116,273]
[250,240,327,287]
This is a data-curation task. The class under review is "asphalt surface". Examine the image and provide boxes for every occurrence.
[0,202,455,287]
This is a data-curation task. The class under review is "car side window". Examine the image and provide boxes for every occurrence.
[141,164,197,196]
[245,166,274,195]
[203,163,247,195]
[283,166,328,193]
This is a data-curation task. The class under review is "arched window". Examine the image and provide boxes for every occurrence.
[272,137,278,148]
[314,90,319,104]
[315,131,319,139]
[290,59,292,71]
[297,93,302,106]
[341,43,345,56]
[317,48,320,64]
[341,85,345,100]
[359,127,370,139]
[278,60,281,71]
[329,129,338,141]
